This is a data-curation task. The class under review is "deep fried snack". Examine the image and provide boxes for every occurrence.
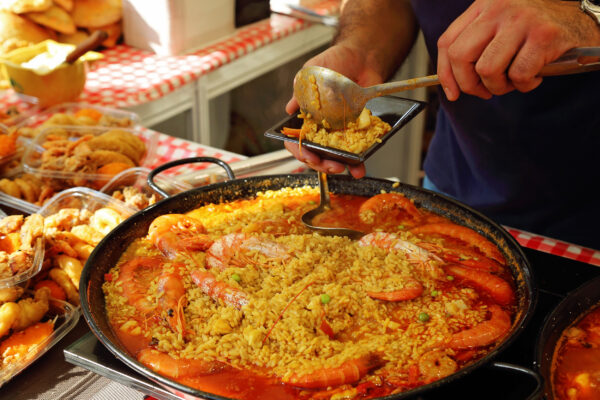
[87,130,145,165]
[0,214,43,278]
[88,150,135,168]
[48,268,78,305]
[13,178,37,203]
[0,286,50,338]
[0,178,21,198]
[0,132,17,158]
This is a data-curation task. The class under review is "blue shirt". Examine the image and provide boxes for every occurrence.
[411,0,600,249]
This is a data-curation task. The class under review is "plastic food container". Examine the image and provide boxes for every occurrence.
[0,92,39,130]
[99,167,191,210]
[0,298,80,387]
[37,187,137,220]
[16,103,141,132]
[0,217,44,289]
[0,136,31,178]
[0,167,56,214]
[21,125,159,190]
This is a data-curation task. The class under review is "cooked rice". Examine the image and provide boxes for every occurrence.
[103,187,496,382]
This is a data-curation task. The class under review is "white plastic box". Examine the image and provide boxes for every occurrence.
[122,0,236,56]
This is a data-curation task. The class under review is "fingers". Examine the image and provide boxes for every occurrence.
[283,142,361,177]
[286,97,299,115]
[437,3,482,101]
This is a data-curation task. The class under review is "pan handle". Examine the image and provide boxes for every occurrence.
[489,362,543,400]
[147,157,236,198]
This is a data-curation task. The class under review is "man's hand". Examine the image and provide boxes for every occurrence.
[437,0,600,101]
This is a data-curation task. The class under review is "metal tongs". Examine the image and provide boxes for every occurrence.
[539,46,600,75]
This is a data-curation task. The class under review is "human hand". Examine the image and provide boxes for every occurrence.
[284,44,382,178]
[437,0,600,101]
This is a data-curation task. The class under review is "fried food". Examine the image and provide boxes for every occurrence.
[0,0,52,14]
[0,286,50,338]
[0,174,55,205]
[0,213,44,279]
[0,10,54,55]
[52,0,72,12]
[0,131,17,158]
[71,0,121,28]
[24,4,75,34]
[87,129,145,165]
[88,150,135,168]
[56,28,87,45]
[111,186,157,210]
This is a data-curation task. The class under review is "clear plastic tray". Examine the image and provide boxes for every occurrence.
[99,167,191,210]
[38,187,137,219]
[0,298,80,387]
[15,102,140,131]
[0,92,39,130]
[0,136,31,178]
[0,168,51,214]
[21,125,159,189]
[0,228,44,289]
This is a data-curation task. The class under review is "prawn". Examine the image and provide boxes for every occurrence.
[283,354,383,389]
[359,193,421,224]
[158,263,187,335]
[190,270,248,309]
[137,348,223,379]
[117,256,164,315]
[367,280,424,302]
[418,349,458,382]
[147,214,213,260]
[445,264,515,306]
[447,305,511,349]
[358,232,444,280]
[411,223,506,265]
[206,233,290,270]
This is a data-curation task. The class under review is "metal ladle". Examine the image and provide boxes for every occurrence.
[302,172,364,239]
[294,47,600,130]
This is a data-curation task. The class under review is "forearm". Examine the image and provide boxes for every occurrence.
[334,0,419,81]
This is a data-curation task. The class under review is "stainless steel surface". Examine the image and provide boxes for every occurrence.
[271,3,339,27]
[295,47,600,129]
[65,333,180,400]
[301,172,364,239]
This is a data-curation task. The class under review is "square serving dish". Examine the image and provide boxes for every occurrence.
[0,215,44,289]
[37,187,137,219]
[0,92,39,130]
[21,125,159,190]
[264,96,426,165]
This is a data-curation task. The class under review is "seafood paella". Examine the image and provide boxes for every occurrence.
[282,108,391,154]
[102,186,517,399]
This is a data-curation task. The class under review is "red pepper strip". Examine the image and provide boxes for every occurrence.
[320,318,335,339]
[104,273,113,282]
[281,127,302,137]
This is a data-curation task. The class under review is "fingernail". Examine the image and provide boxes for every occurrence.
[443,86,452,99]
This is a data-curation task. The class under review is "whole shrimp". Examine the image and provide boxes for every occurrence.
[148,214,213,260]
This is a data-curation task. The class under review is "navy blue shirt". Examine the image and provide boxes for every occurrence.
[411,0,600,249]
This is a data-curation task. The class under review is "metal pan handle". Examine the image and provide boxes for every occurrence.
[147,157,236,198]
[489,362,543,400]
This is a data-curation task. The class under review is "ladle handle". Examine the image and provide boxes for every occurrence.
[65,30,108,64]
[317,171,331,207]
[366,75,440,98]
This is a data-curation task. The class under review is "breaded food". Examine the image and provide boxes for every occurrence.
[52,0,72,12]
[71,0,121,28]
[89,21,121,47]
[24,4,76,34]
[0,178,21,198]
[0,10,54,55]
[88,150,135,168]
[0,0,52,14]
[56,29,88,46]
[87,130,145,165]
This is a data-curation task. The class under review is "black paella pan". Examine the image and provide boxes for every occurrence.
[80,157,541,400]
[535,275,600,399]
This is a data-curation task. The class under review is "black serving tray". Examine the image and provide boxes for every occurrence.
[264,96,426,165]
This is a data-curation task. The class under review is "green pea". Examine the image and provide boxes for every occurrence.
[431,290,439,297]
[418,312,430,322]
[447,275,455,281]
[320,294,331,304]
[397,225,405,230]
[308,200,317,205]
[231,273,241,282]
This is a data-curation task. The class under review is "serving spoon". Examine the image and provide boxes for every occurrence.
[302,172,365,239]
[294,47,600,130]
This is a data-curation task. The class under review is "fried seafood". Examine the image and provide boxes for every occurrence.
[0,214,43,279]
[17,108,136,139]
[0,286,50,338]
[40,207,126,304]
[32,127,146,190]
[0,174,54,205]
[0,130,17,158]
[0,320,54,369]
[110,186,158,210]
